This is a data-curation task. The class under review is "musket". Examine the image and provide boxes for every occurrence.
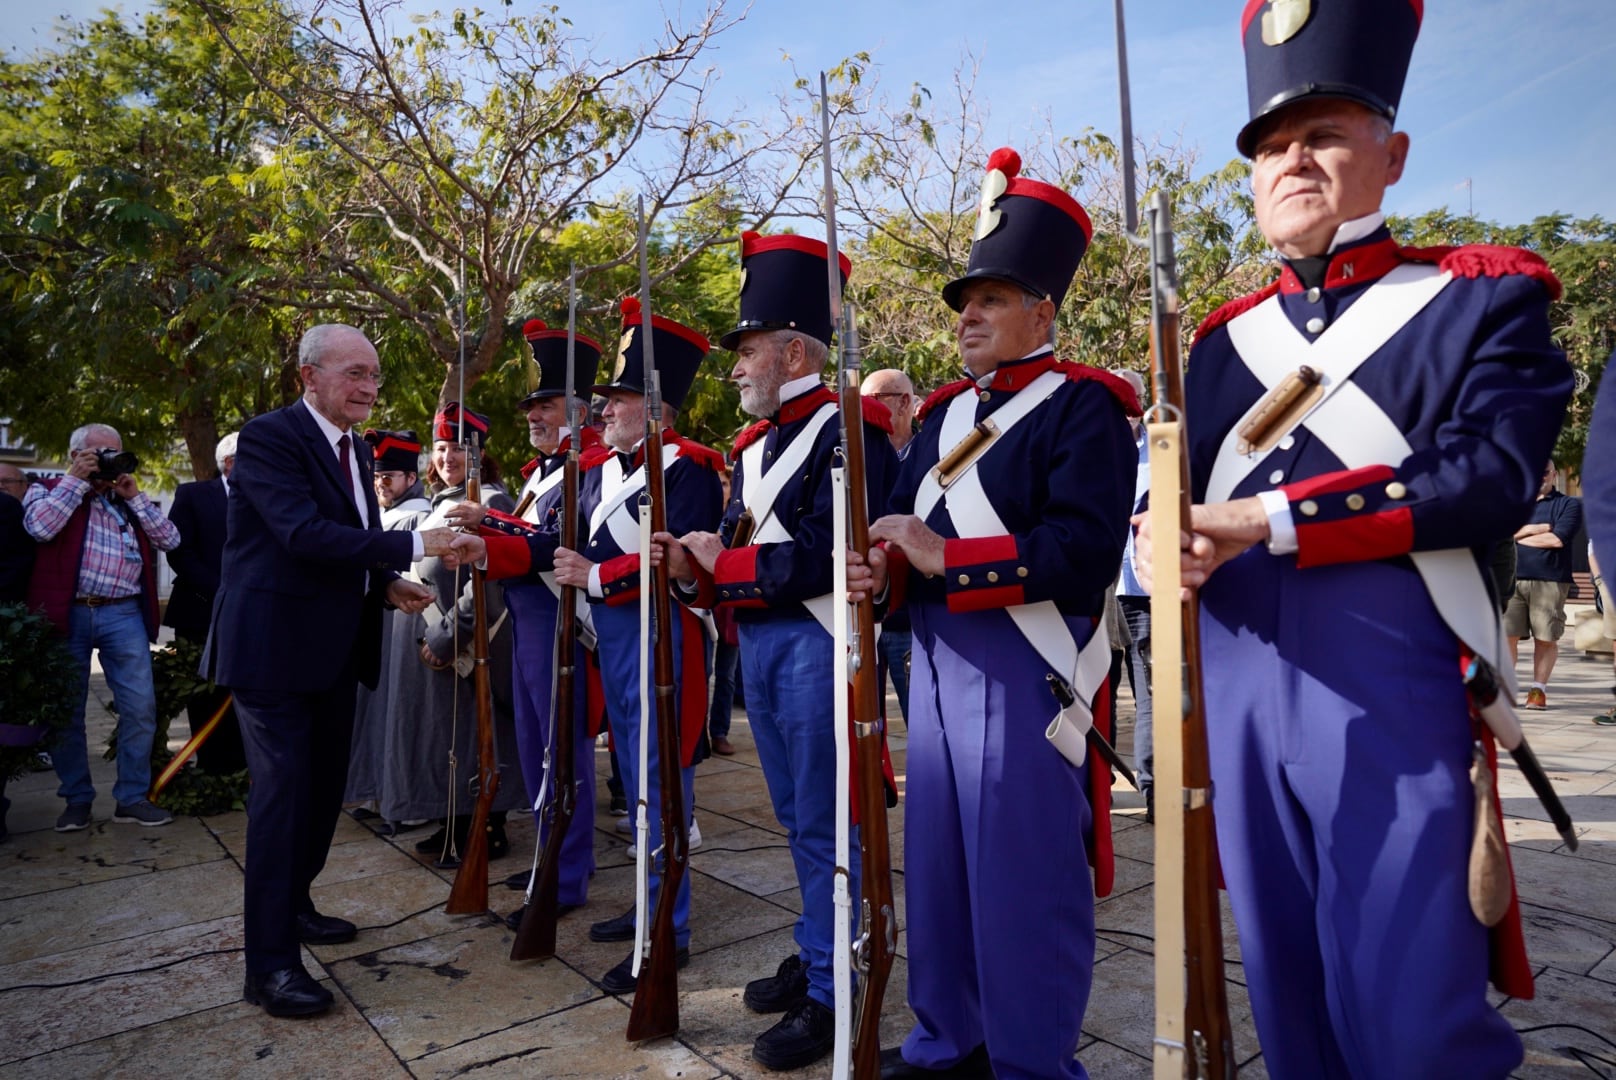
[626,196,688,1042]
[820,71,896,1080]
[512,264,584,960]
[447,314,500,917]
[1113,2,1236,1075]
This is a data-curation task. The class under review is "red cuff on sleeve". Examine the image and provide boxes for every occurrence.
[1295,508,1415,567]
[598,552,641,606]
[712,546,768,609]
[483,535,533,580]
[1281,464,1396,501]
[943,535,1027,612]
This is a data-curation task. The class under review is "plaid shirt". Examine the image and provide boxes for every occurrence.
[23,476,180,599]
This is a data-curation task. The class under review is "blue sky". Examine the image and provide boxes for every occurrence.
[7,0,1613,226]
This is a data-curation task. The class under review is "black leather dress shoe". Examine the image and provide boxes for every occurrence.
[243,967,334,1017]
[504,869,531,891]
[599,946,689,994]
[744,953,809,1013]
[753,996,835,1070]
[879,1044,995,1079]
[588,906,637,943]
[296,912,358,945]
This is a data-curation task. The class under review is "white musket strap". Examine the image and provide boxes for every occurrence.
[1208,265,1512,685]
[738,401,839,539]
[911,370,1109,764]
[829,465,854,1078]
[631,493,652,975]
[596,442,679,556]
[913,369,1065,523]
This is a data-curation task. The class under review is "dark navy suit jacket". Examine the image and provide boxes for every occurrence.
[164,476,228,640]
[204,400,415,693]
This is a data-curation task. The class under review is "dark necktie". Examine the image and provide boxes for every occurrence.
[337,433,355,499]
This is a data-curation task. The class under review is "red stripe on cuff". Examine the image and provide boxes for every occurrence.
[945,534,1020,569]
[947,584,1026,613]
[1295,508,1414,567]
[1282,464,1396,501]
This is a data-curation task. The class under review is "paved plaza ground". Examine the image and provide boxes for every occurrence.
[3,618,1613,1078]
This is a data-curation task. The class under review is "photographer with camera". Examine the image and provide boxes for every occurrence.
[23,422,180,831]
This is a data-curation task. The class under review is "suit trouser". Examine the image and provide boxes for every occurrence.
[235,678,357,974]
[1201,550,1522,1079]
[900,602,1096,1080]
[740,616,859,1010]
[506,583,596,906]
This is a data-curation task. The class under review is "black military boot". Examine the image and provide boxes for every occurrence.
[752,996,835,1070]
[743,954,809,1013]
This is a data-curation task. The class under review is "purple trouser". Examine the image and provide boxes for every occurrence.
[900,602,1096,1080]
[1201,550,1522,1079]
[506,582,596,906]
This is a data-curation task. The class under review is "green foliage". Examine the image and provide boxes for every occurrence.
[0,603,77,782]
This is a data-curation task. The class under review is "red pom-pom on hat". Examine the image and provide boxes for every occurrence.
[621,295,641,320]
[986,147,1022,178]
[523,318,547,339]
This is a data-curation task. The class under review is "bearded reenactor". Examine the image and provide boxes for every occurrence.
[450,300,723,992]
[857,149,1139,1078]
[1137,2,1571,1074]
[665,232,899,1070]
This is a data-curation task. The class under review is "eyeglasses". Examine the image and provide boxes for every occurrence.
[866,392,910,402]
[314,365,385,387]
[0,477,26,489]
[374,471,406,482]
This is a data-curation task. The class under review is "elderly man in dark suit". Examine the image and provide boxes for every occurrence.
[204,324,455,1018]
[165,431,243,772]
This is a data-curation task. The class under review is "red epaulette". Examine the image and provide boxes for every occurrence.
[732,418,771,457]
[860,394,895,434]
[579,444,614,471]
[674,436,725,471]
[1195,280,1282,340]
[1401,243,1563,302]
[917,376,978,422]
[1052,362,1143,418]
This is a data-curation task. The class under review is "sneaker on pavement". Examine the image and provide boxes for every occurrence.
[616,814,634,835]
[609,792,628,816]
[1594,708,1616,726]
[1524,687,1547,710]
[113,800,173,827]
[55,803,93,832]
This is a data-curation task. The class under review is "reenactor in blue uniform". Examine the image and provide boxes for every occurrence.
[1139,3,1572,1075]
[859,148,1139,1079]
[666,233,900,1070]
[447,320,605,930]
[453,300,724,993]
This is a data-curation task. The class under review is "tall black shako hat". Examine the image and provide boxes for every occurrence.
[592,297,711,412]
[363,428,422,473]
[942,148,1093,313]
[432,403,490,449]
[1237,0,1422,157]
[518,318,603,409]
[719,232,852,351]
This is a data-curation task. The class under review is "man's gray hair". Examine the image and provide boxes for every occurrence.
[299,324,368,367]
[68,423,120,451]
[215,431,240,471]
[774,329,829,368]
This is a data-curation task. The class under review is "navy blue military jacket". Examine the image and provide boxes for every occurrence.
[886,352,1138,618]
[695,384,898,621]
[1186,230,1571,569]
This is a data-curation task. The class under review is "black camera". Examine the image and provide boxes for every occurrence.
[92,448,139,481]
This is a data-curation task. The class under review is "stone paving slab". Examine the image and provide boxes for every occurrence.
[1,634,1613,1078]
